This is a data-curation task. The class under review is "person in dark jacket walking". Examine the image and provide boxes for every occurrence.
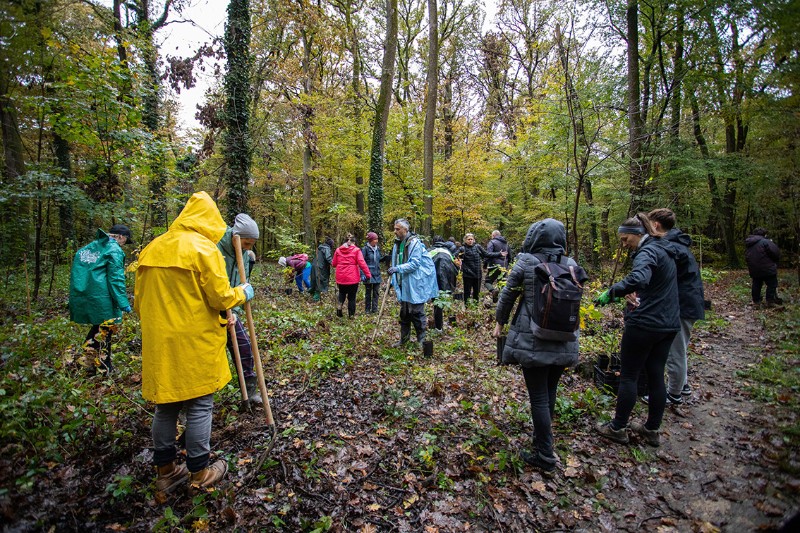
[458,233,504,304]
[648,209,705,402]
[310,237,335,301]
[595,213,680,447]
[486,230,512,289]
[69,224,133,374]
[429,236,459,331]
[493,219,586,473]
[361,232,387,314]
[744,228,782,305]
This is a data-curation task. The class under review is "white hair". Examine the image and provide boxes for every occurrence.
[394,218,410,230]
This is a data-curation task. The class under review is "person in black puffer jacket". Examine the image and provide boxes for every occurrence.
[744,228,782,305]
[429,236,459,330]
[595,213,679,448]
[649,208,705,402]
[458,233,503,304]
[486,230,513,288]
[493,219,587,473]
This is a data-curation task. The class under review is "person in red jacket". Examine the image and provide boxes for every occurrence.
[332,234,371,317]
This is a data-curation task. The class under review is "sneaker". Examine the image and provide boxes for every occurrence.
[667,392,683,405]
[520,449,557,474]
[189,459,228,493]
[681,384,692,396]
[155,461,188,502]
[596,421,629,444]
[630,421,660,447]
[640,395,650,405]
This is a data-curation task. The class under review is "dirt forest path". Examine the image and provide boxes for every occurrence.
[572,277,799,531]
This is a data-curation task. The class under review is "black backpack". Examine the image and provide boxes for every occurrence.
[529,253,588,342]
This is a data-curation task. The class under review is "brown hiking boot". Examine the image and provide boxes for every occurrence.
[189,459,228,493]
[630,422,661,447]
[154,461,188,503]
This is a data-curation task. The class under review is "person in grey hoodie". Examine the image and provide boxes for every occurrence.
[493,218,587,473]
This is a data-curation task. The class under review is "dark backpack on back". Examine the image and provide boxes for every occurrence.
[529,253,588,342]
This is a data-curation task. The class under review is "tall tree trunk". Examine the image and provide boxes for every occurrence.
[421,0,438,239]
[626,0,643,212]
[223,0,252,221]
[0,89,29,266]
[442,67,454,239]
[669,7,684,141]
[689,92,737,266]
[368,0,399,236]
[301,28,314,247]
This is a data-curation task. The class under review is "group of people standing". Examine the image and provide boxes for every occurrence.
[67,192,785,492]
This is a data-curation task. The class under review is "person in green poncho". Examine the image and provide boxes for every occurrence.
[69,224,133,374]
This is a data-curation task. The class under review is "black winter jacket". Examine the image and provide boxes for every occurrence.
[663,229,705,320]
[495,219,585,367]
[486,236,512,268]
[610,235,680,333]
[744,235,780,277]
[430,241,458,292]
[458,243,499,279]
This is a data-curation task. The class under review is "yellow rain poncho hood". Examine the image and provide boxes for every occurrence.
[135,192,246,403]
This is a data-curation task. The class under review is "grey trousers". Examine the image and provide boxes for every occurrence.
[152,393,214,473]
[666,318,696,396]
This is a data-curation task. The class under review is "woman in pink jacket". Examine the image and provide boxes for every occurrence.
[332,234,371,317]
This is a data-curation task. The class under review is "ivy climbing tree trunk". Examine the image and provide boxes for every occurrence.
[421,0,438,240]
[223,0,252,221]
[368,0,398,237]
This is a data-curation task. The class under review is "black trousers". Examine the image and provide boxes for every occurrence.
[463,276,481,302]
[751,274,778,303]
[364,282,381,313]
[85,324,114,372]
[337,283,359,317]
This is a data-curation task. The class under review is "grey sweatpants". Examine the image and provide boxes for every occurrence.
[666,318,696,396]
[152,393,214,473]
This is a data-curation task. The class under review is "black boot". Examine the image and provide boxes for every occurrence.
[392,323,411,347]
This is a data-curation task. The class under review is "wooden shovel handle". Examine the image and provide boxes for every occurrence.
[233,235,275,425]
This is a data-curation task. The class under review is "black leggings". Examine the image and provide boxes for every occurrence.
[337,283,359,317]
[463,276,481,302]
[612,325,677,431]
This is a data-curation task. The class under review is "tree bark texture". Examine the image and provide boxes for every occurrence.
[421,0,438,240]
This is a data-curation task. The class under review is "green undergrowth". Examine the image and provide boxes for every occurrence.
[734,272,800,454]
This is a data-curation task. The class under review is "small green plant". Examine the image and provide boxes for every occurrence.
[433,290,454,311]
[105,474,136,500]
[153,506,181,532]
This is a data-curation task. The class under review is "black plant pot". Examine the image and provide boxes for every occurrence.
[423,340,434,358]
[284,288,293,295]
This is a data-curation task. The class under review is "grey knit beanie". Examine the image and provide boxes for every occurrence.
[232,213,259,239]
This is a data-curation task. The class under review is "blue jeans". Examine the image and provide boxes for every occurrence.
[296,265,311,292]
[152,393,214,473]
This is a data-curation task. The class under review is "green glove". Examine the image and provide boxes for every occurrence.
[594,289,613,306]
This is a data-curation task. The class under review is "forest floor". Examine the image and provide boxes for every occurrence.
[1,269,799,532]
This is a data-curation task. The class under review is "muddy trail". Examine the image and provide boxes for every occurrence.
[2,273,798,532]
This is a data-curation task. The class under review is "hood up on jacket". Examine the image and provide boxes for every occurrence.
[138,191,227,269]
[521,218,566,256]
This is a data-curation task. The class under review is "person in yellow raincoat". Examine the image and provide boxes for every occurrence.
[134,191,255,499]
